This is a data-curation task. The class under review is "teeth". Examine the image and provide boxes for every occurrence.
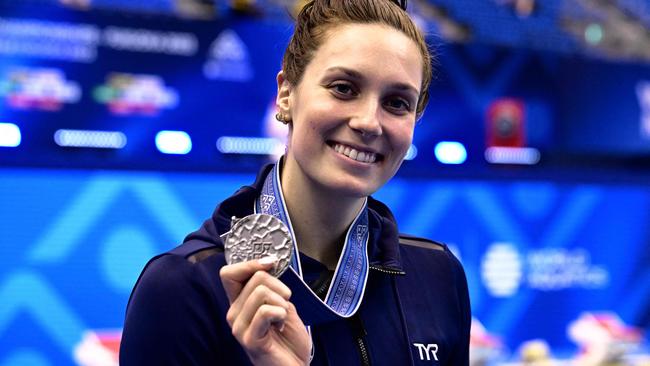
[332,143,378,163]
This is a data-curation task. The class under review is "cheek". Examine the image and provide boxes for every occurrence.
[387,123,415,153]
[287,121,320,157]
[292,97,335,135]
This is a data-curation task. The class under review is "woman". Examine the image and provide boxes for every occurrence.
[120,0,471,365]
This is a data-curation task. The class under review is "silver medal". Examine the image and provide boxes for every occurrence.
[224,213,293,277]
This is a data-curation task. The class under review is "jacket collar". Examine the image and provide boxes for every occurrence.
[184,163,404,271]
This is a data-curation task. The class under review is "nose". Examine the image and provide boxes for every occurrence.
[348,97,383,138]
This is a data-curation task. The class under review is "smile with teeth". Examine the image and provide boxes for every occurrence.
[331,142,379,163]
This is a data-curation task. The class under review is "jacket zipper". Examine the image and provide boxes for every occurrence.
[356,335,370,366]
[353,267,401,365]
[369,265,405,275]
[350,315,371,366]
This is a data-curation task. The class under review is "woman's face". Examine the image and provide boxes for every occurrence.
[280,23,423,198]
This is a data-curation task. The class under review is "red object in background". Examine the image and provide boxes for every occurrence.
[486,98,526,148]
[74,330,121,366]
[96,331,121,357]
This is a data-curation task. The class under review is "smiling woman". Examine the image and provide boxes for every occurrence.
[120,1,470,365]
[279,23,421,201]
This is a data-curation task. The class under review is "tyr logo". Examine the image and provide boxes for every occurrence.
[413,343,439,361]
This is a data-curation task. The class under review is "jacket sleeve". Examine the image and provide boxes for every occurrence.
[119,254,238,365]
[448,250,471,366]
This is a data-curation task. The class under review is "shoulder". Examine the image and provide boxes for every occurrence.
[129,240,226,303]
[396,233,471,319]
[397,233,466,281]
[123,240,232,335]
[398,233,454,264]
[120,241,239,364]
[398,233,446,251]
[124,241,229,325]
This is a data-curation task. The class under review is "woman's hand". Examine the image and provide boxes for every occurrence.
[220,257,311,366]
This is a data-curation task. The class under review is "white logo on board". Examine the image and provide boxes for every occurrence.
[481,243,609,297]
[203,29,253,82]
[481,242,523,297]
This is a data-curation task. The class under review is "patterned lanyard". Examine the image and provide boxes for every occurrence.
[255,159,370,317]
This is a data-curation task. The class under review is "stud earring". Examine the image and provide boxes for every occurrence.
[275,113,290,124]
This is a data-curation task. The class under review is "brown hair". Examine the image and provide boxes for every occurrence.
[283,0,433,117]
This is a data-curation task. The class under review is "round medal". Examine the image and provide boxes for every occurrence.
[224,213,293,277]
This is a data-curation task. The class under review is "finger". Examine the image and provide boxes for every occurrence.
[220,256,277,303]
[245,304,288,344]
[230,270,291,314]
[227,270,291,325]
[277,302,306,336]
[226,271,292,328]
[230,284,290,334]
[278,303,312,360]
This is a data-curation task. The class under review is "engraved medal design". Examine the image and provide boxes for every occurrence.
[224,213,293,277]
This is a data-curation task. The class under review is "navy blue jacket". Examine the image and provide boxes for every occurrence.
[120,165,471,365]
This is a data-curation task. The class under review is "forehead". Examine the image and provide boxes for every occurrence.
[307,23,423,89]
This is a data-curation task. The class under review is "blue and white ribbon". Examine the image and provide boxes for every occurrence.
[255,159,370,318]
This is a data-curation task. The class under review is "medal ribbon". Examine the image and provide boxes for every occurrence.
[255,159,370,318]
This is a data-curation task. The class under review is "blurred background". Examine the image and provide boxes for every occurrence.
[1,0,649,365]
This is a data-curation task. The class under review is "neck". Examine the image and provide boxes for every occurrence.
[279,159,365,270]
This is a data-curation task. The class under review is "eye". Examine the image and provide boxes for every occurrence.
[384,96,412,114]
[328,81,357,98]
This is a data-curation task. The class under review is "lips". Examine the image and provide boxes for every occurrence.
[330,141,381,163]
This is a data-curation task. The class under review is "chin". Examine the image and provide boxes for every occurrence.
[320,175,382,198]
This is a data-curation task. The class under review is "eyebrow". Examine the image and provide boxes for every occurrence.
[324,66,420,96]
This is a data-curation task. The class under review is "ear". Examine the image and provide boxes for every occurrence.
[276,70,293,117]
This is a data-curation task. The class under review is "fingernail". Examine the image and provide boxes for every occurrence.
[278,323,285,332]
[258,256,277,265]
